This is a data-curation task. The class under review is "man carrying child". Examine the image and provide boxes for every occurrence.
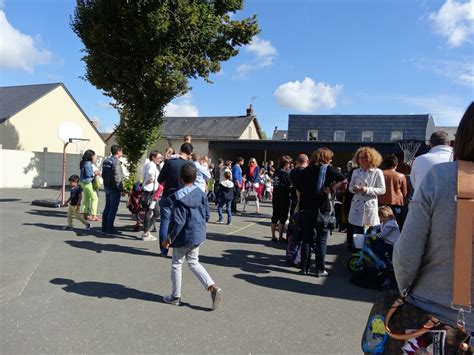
[161,163,222,310]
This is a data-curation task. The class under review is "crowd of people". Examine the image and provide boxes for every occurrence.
[62,103,473,336]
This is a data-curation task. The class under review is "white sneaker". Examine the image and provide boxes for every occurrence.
[142,233,157,241]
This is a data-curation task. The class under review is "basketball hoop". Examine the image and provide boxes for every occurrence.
[398,140,422,166]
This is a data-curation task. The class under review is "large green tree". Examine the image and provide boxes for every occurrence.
[71,0,259,175]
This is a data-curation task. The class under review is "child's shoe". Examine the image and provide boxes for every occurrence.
[226,222,232,226]
[163,295,181,306]
[210,287,222,310]
[215,220,224,224]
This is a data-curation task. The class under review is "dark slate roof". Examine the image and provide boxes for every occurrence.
[160,116,262,140]
[288,114,430,142]
[0,83,62,123]
[0,83,106,143]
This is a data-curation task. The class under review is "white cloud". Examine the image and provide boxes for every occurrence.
[164,93,199,117]
[413,58,474,87]
[0,10,52,72]
[274,77,343,112]
[237,36,277,77]
[429,0,474,47]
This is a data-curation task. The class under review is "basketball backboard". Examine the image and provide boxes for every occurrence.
[58,122,83,143]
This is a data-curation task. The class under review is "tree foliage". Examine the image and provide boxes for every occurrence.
[71,0,259,174]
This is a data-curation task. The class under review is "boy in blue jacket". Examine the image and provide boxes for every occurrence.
[161,163,223,310]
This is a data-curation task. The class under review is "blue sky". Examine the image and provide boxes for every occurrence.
[1,0,473,136]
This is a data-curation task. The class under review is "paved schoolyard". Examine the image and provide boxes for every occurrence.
[0,188,377,354]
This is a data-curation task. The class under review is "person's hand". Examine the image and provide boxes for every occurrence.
[149,201,156,210]
[161,239,170,249]
[94,170,101,176]
[61,203,68,207]
[75,205,80,211]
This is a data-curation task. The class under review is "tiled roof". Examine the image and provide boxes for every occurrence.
[160,116,259,139]
[0,83,62,123]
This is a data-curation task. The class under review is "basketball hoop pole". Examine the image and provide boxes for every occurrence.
[61,138,90,205]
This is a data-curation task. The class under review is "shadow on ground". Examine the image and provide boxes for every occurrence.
[65,240,161,257]
[0,198,21,203]
[202,233,376,303]
[50,278,210,311]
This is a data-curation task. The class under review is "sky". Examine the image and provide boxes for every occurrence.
[0,0,473,137]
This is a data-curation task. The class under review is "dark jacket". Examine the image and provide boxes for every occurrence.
[158,158,189,197]
[217,180,234,202]
[102,156,124,192]
[168,185,210,248]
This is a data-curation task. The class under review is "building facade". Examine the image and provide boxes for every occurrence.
[288,114,431,142]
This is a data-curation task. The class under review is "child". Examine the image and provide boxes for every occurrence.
[265,177,273,201]
[63,175,91,230]
[373,206,400,264]
[161,163,223,310]
[216,171,234,225]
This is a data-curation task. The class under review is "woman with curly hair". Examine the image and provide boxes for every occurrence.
[348,147,386,239]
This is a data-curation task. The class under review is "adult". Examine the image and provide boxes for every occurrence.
[348,147,386,237]
[191,153,211,192]
[289,153,309,217]
[411,130,453,192]
[158,143,193,256]
[242,157,260,213]
[79,149,100,221]
[271,155,293,242]
[393,102,474,335]
[231,157,244,213]
[266,160,275,178]
[378,154,407,229]
[295,148,346,276]
[141,150,161,241]
[101,145,125,235]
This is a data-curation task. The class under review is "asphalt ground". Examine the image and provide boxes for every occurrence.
[0,188,377,354]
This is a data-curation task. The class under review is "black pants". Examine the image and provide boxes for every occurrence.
[299,210,329,273]
[231,186,241,213]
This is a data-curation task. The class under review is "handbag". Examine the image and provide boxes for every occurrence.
[362,160,474,354]
[244,189,258,202]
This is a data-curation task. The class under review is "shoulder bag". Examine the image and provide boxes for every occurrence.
[362,160,474,354]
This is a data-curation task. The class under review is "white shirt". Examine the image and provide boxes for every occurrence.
[194,161,211,192]
[411,145,453,192]
[142,161,159,192]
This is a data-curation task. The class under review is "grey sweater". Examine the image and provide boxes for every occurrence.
[393,161,473,331]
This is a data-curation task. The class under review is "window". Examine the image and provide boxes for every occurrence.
[307,130,318,141]
[334,130,345,141]
[362,131,373,142]
[391,131,403,141]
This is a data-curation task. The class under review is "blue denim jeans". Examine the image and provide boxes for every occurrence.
[300,210,329,273]
[159,196,172,255]
[217,200,232,223]
[102,188,121,233]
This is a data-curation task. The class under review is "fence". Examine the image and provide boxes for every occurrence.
[0,148,105,188]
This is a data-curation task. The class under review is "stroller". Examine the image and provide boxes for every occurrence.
[127,182,146,231]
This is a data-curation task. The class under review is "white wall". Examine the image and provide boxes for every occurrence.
[0,148,105,188]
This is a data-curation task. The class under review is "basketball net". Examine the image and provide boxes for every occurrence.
[398,140,422,166]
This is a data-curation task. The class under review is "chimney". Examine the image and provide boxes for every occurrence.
[274,126,278,133]
[246,104,254,117]
[92,120,99,129]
